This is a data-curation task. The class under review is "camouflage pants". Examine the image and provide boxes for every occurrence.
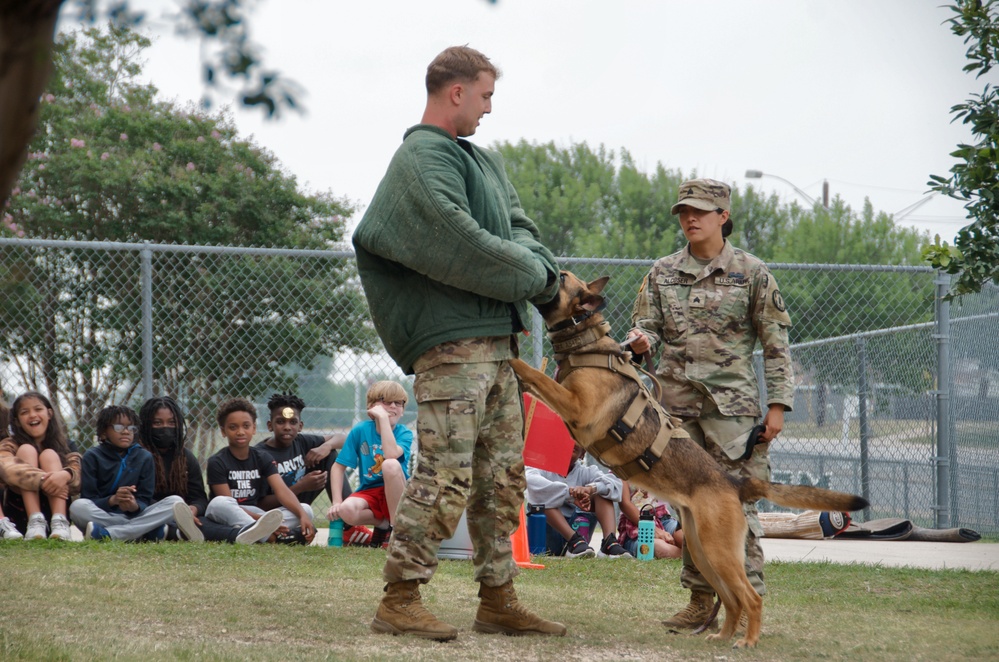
[383,358,525,587]
[678,404,770,596]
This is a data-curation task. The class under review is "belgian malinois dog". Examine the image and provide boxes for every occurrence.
[510,271,868,648]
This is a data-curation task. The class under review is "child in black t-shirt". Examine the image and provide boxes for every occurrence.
[204,398,316,544]
[254,393,370,545]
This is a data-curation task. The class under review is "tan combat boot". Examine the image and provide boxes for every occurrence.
[662,590,717,631]
[371,580,458,641]
[472,581,567,636]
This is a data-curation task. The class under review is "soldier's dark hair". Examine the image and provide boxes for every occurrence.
[267,392,306,415]
[10,391,72,460]
[720,210,734,238]
[138,396,189,498]
[96,405,139,441]
[426,45,501,94]
[217,397,257,427]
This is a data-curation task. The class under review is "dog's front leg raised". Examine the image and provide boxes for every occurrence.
[509,358,587,424]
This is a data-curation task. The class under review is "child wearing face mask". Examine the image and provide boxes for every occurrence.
[137,396,237,543]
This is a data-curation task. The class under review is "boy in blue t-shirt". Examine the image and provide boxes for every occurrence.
[326,381,412,548]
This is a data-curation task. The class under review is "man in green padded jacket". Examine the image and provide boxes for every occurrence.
[352,45,564,642]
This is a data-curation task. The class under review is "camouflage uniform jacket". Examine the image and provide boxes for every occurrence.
[353,124,559,374]
[632,241,794,418]
[0,437,82,493]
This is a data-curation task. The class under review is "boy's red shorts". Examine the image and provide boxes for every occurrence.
[349,486,391,521]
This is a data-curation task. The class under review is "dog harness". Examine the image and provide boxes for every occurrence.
[551,326,684,481]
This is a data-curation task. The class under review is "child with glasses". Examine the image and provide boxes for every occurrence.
[0,391,82,540]
[69,405,186,541]
[326,381,413,548]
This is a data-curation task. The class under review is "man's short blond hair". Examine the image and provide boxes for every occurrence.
[366,381,408,408]
[426,45,501,94]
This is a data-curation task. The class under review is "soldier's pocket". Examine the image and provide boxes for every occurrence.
[414,374,483,455]
[707,282,750,333]
[662,289,687,341]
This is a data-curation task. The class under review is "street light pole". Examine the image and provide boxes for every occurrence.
[745,169,828,210]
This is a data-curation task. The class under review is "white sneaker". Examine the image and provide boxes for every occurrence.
[235,509,282,544]
[25,513,48,540]
[172,502,204,542]
[0,517,23,540]
[49,514,73,540]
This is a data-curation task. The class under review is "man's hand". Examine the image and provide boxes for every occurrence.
[760,404,786,443]
[626,330,650,354]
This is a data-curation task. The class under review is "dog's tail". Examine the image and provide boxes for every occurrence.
[741,478,868,512]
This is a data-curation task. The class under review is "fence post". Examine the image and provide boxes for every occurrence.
[856,336,871,520]
[933,271,951,529]
[531,307,544,369]
[141,241,154,401]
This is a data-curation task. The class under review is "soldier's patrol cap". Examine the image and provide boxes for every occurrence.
[670,178,731,215]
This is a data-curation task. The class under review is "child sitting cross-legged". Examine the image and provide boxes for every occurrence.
[69,405,187,541]
[204,398,316,545]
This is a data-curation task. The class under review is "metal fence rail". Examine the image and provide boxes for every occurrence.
[1,238,995,534]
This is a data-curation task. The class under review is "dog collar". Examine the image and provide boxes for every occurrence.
[547,310,595,333]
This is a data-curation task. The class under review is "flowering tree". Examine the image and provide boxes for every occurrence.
[924,0,999,296]
[0,25,374,449]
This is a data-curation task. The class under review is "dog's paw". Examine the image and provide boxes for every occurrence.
[733,637,758,649]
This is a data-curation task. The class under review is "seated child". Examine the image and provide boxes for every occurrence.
[526,443,632,558]
[255,393,367,545]
[0,392,82,540]
[325,381,412,549]
[69,405,187,541]
[618,480,684,559]
[138,396,231,543]
[204,397,316,544]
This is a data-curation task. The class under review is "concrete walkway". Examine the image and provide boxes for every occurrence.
[761,537,999,572]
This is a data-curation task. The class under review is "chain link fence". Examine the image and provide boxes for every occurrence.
[1,239,996,534]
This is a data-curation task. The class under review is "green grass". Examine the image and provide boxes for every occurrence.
[1,540,997,661]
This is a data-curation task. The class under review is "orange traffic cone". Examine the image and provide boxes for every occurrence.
[512,503,544,569]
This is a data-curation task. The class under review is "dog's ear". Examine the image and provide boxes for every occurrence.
[587,276,609,295]
[579,277,609,312]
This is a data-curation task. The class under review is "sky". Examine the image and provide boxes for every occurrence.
[62,0,991,246]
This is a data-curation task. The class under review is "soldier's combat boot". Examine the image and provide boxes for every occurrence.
[371,580,458,641]
[472,581,567,636]
[662,590,717,631]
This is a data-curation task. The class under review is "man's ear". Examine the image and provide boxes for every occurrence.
[449,82,464,106]
[266,420,274,432]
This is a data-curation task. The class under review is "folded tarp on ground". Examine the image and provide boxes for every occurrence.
[759,511,981,543]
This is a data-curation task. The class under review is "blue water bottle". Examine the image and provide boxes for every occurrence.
[527,504,547,555]
[328,518,344,547]
[637,504,655,560]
